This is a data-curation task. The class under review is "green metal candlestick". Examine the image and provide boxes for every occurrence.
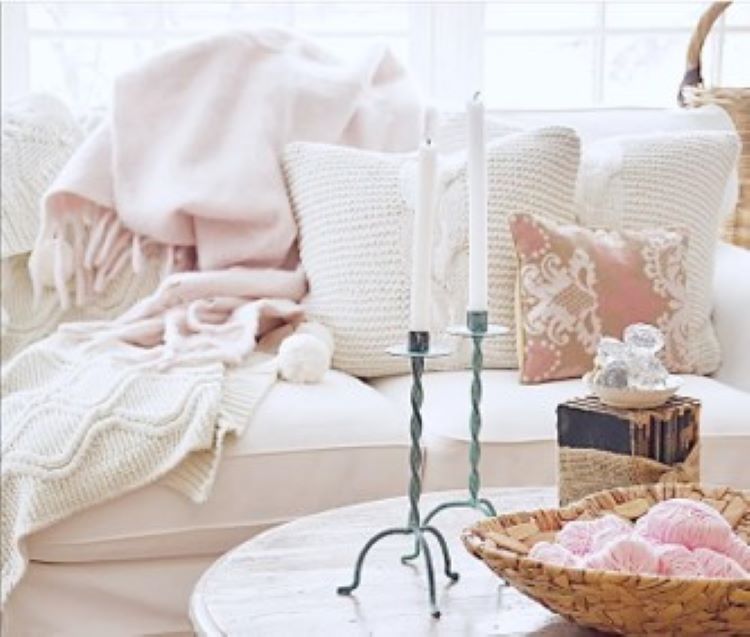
[404,311,508,558]
[337,331,459,619]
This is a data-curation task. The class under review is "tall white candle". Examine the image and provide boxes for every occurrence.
[409,138,437,332]
[467,92,488,312]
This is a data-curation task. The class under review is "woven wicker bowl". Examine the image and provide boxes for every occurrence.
[462,484,750,635]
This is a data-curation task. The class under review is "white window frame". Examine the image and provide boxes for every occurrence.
[2,4,31,103]
[3,2,747,110]
[480,3,746,106]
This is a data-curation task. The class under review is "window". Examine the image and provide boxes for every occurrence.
[2,2,748,114]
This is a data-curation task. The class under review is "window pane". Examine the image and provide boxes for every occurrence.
[726,3,750,27]
[293,3,409,33]
[29,38,163,111]
[29,33,411,113]
[698,32,721,85]
[28,3,163,31]
[605,3,706,29]
[162,4,289,31]
[603,34,686,106]
[484,36,595,107]
[485,2,598,31]
[722,33,750,86]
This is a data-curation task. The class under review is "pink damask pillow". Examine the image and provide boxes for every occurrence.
[508,213,691,383]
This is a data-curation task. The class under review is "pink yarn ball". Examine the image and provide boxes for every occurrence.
[590,515,633,552]
[557,514,632,556]
[655,544,703,578]
[556,519,598,556]
[693,548,749,579]
[528,541,580,568]
[635,498,734,552]
[726,535,750,572]
[584,536,660,575]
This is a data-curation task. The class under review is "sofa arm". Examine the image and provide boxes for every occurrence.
[712,242,750,392]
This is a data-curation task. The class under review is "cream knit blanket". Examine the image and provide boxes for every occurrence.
[0,331,278,606]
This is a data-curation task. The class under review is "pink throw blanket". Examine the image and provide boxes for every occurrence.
[30,29,422,363]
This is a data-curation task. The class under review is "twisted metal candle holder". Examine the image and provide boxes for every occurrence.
[337,331,458,618]
[407,312,509,541]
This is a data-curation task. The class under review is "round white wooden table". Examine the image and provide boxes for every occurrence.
[190,487,601,636]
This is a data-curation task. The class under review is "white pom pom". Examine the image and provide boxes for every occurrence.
[294,321,334,354]
[278,333,331,383]
[29,237,74,288]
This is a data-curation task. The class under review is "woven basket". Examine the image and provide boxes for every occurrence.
[679,1,750,248]
[462,483,750,635]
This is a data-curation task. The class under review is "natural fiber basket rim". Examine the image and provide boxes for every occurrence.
[462,483,750,586]
[465,538,749,587]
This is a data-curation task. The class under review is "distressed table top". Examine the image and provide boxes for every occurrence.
[190,487,601,636]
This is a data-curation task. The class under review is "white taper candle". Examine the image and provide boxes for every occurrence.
[409,138,437,332]
[467,92,488,312]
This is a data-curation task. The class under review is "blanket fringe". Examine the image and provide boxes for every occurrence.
[28,206,190,312]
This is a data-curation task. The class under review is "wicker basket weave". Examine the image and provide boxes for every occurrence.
[462,483,750,635]
[679,1,750,248]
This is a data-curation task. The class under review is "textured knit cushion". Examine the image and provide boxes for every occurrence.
[284,127,580,378]
[508,214,690,383]
[284,143,412,378]
[577,131,740,374]
[1,94,83,260]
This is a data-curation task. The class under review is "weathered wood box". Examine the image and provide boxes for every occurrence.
[556,395,701,505]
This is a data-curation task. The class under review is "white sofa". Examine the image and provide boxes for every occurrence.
[4,107,750,636]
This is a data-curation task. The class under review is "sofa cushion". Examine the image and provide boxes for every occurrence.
[576,131,739,375]
[370,371,750,491]
[26,370,408,563]
[508,213,690,382]
[488,104,738,223]
[285,127,580,377]
[712,242,750,393]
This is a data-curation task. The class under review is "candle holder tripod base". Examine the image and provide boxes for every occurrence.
[336,332,458,618]
[404,313,509,565]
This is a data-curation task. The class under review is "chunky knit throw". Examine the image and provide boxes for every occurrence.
[0,331,279,606]
[0,31,422,608]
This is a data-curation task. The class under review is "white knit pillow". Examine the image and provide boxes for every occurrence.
[1,94,83,260]
[577,130,740,374]
[433,127,581,369]
[284,144,411,378]
[284,127,580,378]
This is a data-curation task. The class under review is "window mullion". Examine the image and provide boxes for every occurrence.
[711,9,726,86]
[593,1,606,105]
[408,4,434,98]
[431,2,484,106]
[2,3,30,103]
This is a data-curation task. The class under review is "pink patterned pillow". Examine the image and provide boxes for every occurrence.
[508,213,691,383]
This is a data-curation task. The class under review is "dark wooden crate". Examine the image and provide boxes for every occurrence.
[556,395,701,504]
